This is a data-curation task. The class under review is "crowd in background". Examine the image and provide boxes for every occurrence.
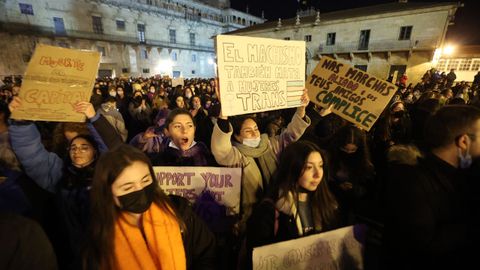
[1,67,480,270]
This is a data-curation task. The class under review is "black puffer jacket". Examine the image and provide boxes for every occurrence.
[169,195,217,270]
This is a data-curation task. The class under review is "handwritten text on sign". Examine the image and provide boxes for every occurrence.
[216,35,305,116]
[153,166,241,214]
[11,44,101,122]
[253,225,365,270]
[306,57,396,131]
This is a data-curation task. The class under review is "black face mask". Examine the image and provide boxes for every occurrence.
[118,183,155,213]
[340,151,357,164]
[392,110,405,119]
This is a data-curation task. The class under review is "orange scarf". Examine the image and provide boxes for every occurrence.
[114,203,186,270]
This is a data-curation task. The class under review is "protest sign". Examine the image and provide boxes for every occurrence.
[11,44,100,122]
[172,77,185,87]
[253,225,366,270]
[216,35,305,116]
[306,56,396,131]
[153,166,241,214]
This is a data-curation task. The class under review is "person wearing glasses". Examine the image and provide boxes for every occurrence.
[7,97,122,269]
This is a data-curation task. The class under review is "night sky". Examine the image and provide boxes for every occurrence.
[230,0,480,45]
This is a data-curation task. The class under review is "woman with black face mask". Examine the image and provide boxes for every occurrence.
[327,125,375,225]
[83,144,216,270]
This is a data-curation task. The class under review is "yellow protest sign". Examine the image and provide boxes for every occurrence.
[216,35,305,116]
[12,44,100,122]
[306,57,397,131]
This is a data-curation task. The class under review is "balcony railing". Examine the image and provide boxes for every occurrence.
[0,22,215,52]
[317,38,438,54]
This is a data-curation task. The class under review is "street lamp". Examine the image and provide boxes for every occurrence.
[442,45,455,55]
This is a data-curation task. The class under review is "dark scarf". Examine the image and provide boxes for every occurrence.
[152,140,209,166]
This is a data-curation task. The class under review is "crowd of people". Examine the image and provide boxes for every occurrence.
[0,67,480,269]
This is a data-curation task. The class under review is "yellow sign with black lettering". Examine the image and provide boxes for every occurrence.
[306,56,397,131]
[12,44,100,122]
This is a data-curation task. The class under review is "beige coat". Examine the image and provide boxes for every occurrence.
[211,111,310,226]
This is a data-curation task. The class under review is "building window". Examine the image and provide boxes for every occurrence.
[192,54,197,62]
[143,68,150,74]
[459,59,472,71]
[138,24,146,43]
[146,0,153,4]
[358,29,370,50]
[116,20,125,31]
[92,16,103,34]
[327,33,336,46]
[354,65,368,71]
[169,29,176,44]
[399,26,413,40]
[53,17,66,35]
[436,59,447,71]
[190,33,195,46]
[447,59,459,71]
[122,68,129,73]
[471,60,480,71]
[304,35,312,42]
[172,52,177,61]
[284,37,290,40]
[142,49,148,59]
[19,3,34,15]
[97,46,106,57]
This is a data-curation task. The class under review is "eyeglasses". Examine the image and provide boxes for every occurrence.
[68,145,91,153]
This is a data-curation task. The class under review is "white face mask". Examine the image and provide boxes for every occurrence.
[458,147,472,169]
[109,91,116,97]
[243,137,261,148]
[186,93,192,99]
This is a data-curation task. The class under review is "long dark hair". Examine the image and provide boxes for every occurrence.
[83,144,182,270]
[273,140,339,232]
[329,125,374,176]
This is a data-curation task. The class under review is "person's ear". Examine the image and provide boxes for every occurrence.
[164,128,170,137]
[455,134,469,151]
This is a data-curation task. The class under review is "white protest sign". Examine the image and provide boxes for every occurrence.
[253,225,365,270]
[153,166,241,214]
[216,35,305,116]
[172,77,184,87]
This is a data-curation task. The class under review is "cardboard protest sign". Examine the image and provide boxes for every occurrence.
[306,56,396,131]
[11,44,100,122]
[153,166,241,214]
[172,77,185,87]
[253,225,366,270]
[216,35,305,116]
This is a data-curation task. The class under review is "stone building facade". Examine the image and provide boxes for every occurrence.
[227,2,460,84]
[0,0,264,78]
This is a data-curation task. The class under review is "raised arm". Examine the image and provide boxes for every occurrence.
[270,88,311,156]
[74,101,123,150]
[8,97,63,192]
[210,79,244,167]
